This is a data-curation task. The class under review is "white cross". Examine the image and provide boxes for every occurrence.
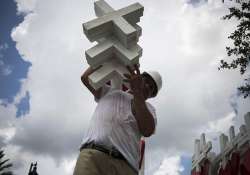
[85,37,142,69]
[83,0,143,48]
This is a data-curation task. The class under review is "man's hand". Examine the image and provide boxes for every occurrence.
[123,64,145,99]
[81,66,103,100]
[81,65,102,79]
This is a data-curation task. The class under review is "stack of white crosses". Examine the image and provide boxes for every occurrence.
[191,112,250,175]
[83,0,144,90]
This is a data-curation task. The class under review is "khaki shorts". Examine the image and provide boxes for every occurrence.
[73,149,138,175]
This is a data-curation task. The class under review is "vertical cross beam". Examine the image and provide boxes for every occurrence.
[229,126,235,141]
[194,139,201,172]
[200,133,206,150]
[94,0,114,17]
[245,112,250,128]
[239,125,247,135]
[245,112,250,141]
[195,139,201,160]
[220,133,228,152]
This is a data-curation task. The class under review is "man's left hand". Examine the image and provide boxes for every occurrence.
[123,64,145,99]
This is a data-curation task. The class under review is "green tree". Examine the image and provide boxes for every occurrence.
[219,0,250,98]
[0,150,13,175]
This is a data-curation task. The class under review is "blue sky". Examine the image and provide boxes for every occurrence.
[181,156,192,175]
[0,0,30,116]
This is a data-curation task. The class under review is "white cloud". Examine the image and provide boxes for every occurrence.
[145,148,184,175]
[0,43,8,53]
[0,101,17,148]
[3,145,76,175]
[0,127,16,143]
[0,0,249,174]
[0,44,13,76]
[154,155,184,175]
[0,43,9,50]
[15,0,37,14]
[1,66,13,76]
[206,112,235,133]
[0,59,12,76]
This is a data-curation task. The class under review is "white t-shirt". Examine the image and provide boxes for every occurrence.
[81,86,157,171]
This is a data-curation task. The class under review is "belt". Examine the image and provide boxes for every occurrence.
[80,142,126,161]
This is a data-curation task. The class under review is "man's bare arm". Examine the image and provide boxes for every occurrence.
[132,94,155,137]
[124,65,155,137]
[81,66,102,100]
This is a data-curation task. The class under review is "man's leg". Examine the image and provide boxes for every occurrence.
[73,149,116,175]
[110,158,138,175]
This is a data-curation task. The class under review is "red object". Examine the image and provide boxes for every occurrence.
[240,148,250,175]
[201,159,210,175]
[219,161,233,175]
[191,170,201,175]
[139,139,145,169]
[105,81,129,92]
[231,152,240,175]
[122,84,129,91]
[191,159,210,175]
[218,152,240,175]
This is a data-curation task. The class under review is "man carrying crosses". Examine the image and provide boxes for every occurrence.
[73,64,162,175]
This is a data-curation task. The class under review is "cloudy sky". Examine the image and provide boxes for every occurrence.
[1,0,250,174]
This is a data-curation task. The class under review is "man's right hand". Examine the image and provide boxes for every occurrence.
[81,65,102,80]
[81,66,103,100]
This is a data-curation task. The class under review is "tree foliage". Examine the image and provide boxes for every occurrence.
[0,150,13,175]
[219,0,250,98]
